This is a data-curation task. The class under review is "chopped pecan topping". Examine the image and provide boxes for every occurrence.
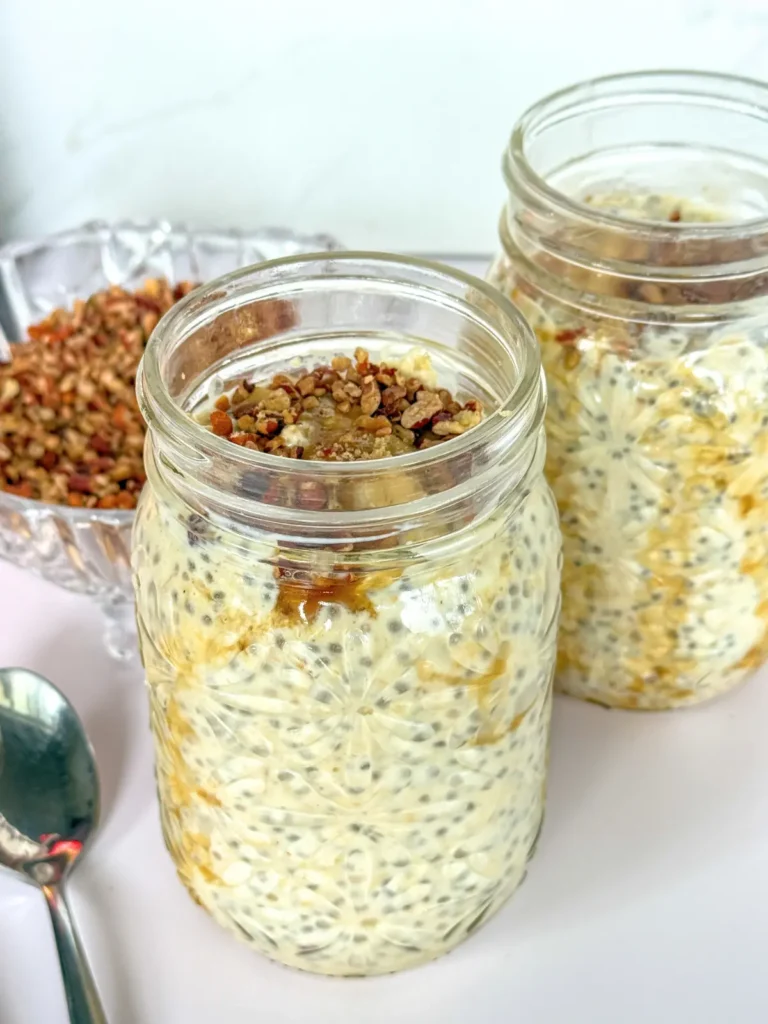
[207,350,484,462]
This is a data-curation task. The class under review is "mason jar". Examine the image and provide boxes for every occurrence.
[132,253,562,976]
[488,71,768,711]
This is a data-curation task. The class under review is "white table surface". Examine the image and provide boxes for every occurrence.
[2,258,768,1024]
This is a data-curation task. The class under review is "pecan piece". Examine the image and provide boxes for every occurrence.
[381,384,407,412]
[255,418,281,436]
[210,410,234,436]
[404,377,424,400]
[360,381,381,416]
[432,419,466,437]
[0,379,21,405]
[89,434,112,456]
[400,391,443,430]
[263,388,292,413]
[68,473,93,494]
[392,424,415,445]
[433,406,482,436]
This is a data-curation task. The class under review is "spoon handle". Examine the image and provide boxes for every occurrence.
[43,883,107,1024]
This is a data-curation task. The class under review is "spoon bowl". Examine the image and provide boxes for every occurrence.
[0,667,106,1023]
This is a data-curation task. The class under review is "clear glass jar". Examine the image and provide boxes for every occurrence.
[488,71,768,710]
[132,253,562,976]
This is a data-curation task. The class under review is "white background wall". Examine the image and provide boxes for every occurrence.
[1,0,768,253]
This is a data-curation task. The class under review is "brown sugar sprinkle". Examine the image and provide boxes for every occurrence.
[207,348,484,461]
[0,278,196,508]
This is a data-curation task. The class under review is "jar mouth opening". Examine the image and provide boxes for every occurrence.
[506,69,768,240]
[139,252,544,524]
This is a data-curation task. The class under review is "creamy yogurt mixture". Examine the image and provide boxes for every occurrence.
[133,351,561,974]
[490,193,768,709]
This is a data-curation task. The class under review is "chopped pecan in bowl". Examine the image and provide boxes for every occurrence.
[0,220,342,658]
[0,278,195,509]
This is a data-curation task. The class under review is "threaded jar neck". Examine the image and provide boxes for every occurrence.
[502,71,768,320]
[138,253,546,552]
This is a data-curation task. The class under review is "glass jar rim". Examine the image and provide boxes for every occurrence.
[138,252,545,532]
[505,69,768,241]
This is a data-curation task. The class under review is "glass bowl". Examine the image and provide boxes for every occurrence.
[0,220,342,658]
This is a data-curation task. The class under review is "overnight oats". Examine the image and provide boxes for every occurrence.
[489,72,768,709]
[132,255,561,975]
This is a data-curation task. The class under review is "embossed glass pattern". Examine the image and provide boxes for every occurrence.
[0,221,340,658]
[489,72,768,709]
[132,253,562,975]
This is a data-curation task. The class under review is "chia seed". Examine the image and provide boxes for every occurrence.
[133,426,559,975]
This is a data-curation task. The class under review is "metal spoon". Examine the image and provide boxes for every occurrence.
[0,667,106,1023]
